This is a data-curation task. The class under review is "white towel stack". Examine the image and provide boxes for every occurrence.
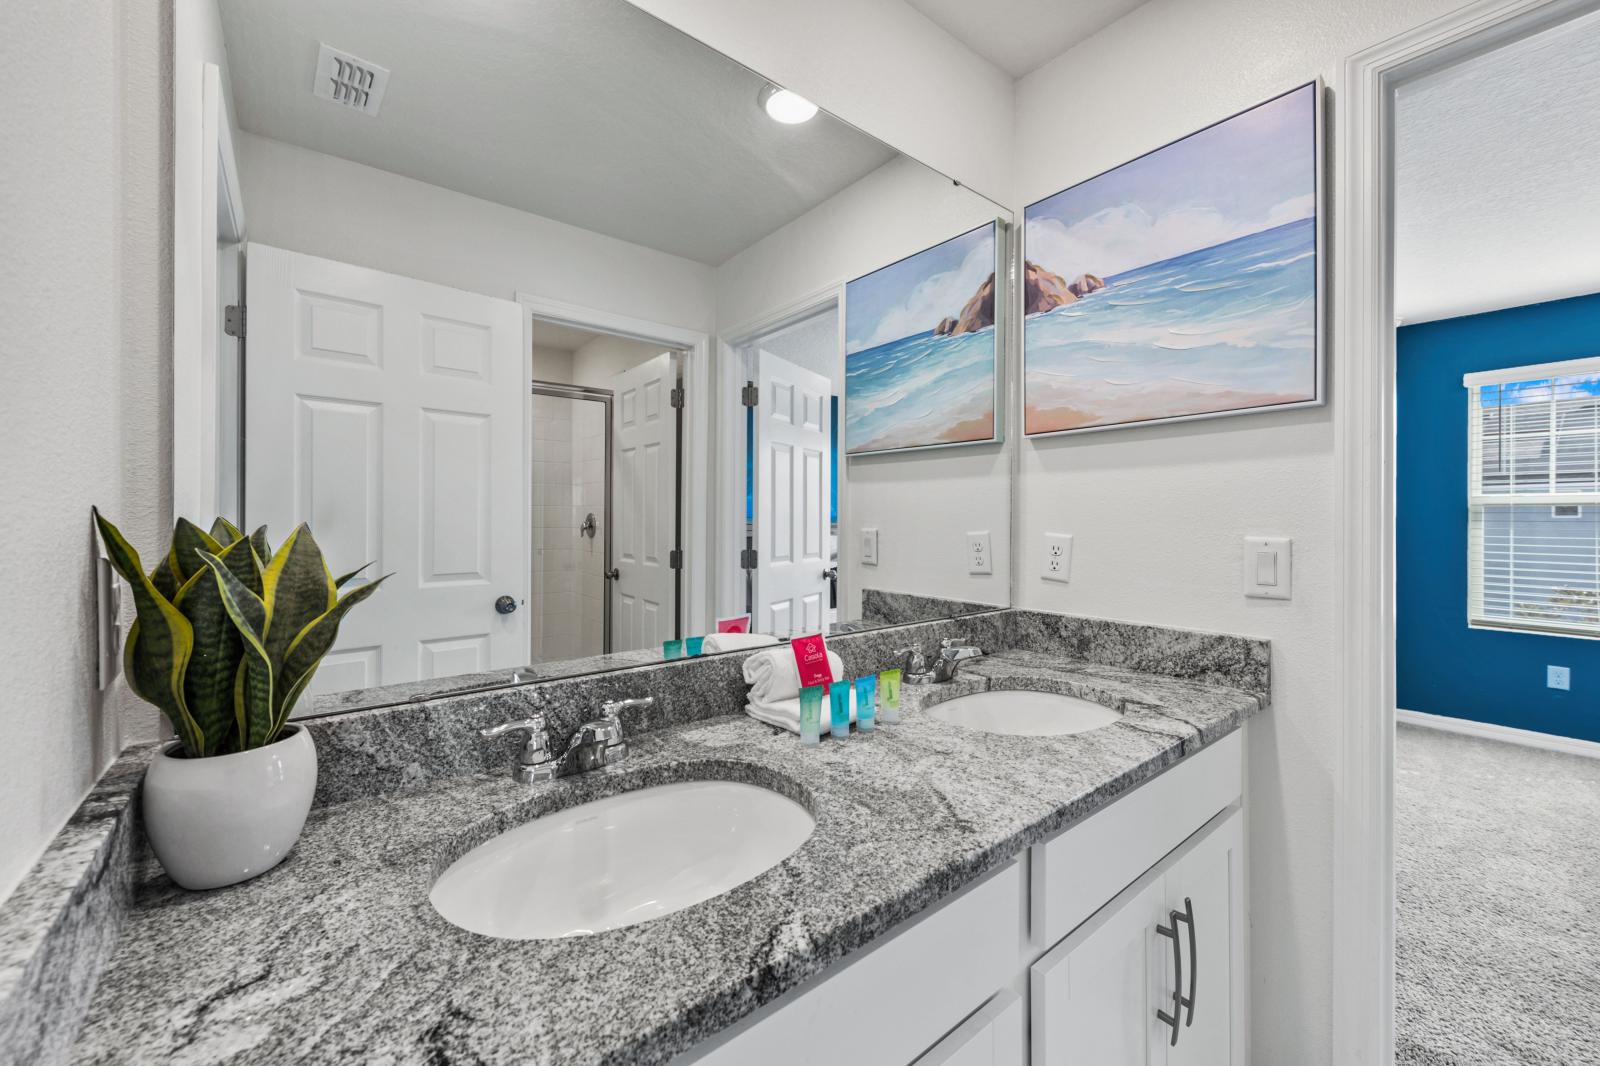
[742,645,852,734]
[701,631,780,654]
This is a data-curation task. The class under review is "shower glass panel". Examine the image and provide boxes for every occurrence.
[532,387,611,662]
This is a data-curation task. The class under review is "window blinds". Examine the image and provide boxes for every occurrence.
[1465,358,1600,637]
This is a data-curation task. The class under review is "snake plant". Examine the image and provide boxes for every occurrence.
[92,510,386,757]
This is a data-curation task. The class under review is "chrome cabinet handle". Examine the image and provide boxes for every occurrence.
[1176,897,1197,1027]
[1155,905,1193,1047]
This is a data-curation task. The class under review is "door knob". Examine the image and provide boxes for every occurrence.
[495,595,519,614]
[604,568,620,581]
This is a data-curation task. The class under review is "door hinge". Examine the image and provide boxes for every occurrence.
[668,548,683,570]
[740,548,758,569]
[669,385,685,409]
[224,304,245,339]
[741,382,758,407]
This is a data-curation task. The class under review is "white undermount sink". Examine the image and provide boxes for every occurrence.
[928,689,1121,736]
[430,780,813,940]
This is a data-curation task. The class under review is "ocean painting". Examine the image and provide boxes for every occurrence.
[1023,82,1322,435]
[845,222,999,454]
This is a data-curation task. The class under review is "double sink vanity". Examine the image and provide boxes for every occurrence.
[1,608,1268,1065]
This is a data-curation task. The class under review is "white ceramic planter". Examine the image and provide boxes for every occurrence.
[142,725,318,891]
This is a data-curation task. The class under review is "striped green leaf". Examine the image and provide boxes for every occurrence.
[275,575,389,729]
[195,549,276,749]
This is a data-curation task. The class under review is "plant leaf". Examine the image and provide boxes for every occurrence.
[195,549,275,749]
[249,526,272,567]
[261,525,337,670]
[209,516,245,545]
[93,509,203,754]
[172,538,257,755]
[333,563,371,590]
[275,574,389,730]
[167,518,222,587]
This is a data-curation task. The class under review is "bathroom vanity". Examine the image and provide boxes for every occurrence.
[0,609,1267,1065]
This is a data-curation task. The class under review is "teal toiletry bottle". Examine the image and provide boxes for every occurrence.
[878,668,902,723]
[663,638,684,660]
[829,683,851,739]
[854,675,876,732]
[798,685,823,746]
[685,635,705,657]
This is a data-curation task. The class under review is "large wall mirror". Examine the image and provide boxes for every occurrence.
[186,0,1014,713]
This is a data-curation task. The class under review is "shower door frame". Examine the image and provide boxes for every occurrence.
[530,380,614,658]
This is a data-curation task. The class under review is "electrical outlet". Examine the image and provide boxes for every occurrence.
[1549,665,1571,691]
[1042,532,1072,583]
[860,527,879,566]
[967,530,992,575]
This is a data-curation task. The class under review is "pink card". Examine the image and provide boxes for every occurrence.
[715,613,752,634]
[790,632,834,690]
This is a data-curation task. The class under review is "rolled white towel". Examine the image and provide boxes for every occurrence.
[701,631,780,654]
[745,687,858,734]
[743,646,845,704]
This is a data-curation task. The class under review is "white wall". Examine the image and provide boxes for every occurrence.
[625,0,1014,205]
[1012,0,1462,1061]
[569,334,670,393]
[0,0,168,903]
[716,156,1010,618]
[531,344,575,385]
[236,133,718,334]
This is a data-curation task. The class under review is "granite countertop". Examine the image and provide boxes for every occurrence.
[67,650,1266,1065]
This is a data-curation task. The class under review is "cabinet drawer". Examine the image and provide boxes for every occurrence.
[1031,730,1241,948]
[914,989,1025,1066]
[688,860,1023,1065]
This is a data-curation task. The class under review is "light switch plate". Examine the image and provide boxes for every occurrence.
[967,530,993,575]
[1549,665,1571,691]
[1042,532,1073,583]
[1243,536,1292,599]
[860,527,879,566]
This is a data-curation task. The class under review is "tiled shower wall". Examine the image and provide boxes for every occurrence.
[532,394,608,662]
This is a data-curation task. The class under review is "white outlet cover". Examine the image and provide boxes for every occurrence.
[860,527,879,566]
[1042,532,1072,583]
[967,530,992,575]
[1548,665,1571,691]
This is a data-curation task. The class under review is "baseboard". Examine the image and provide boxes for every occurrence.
[1396,708,1600,760]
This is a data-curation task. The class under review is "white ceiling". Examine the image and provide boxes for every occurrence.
[1395,9,1600,324]
[906,0,1149,77]
[218,0,897,266]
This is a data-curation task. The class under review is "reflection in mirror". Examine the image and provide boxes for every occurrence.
[202,0,1012,714]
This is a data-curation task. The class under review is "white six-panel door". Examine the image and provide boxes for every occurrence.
[244,243,528,694]
[753,350,831,639]
[609,351,677,652]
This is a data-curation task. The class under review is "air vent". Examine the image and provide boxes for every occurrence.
[313,43,389,116]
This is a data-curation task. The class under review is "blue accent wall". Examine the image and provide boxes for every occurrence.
[1396,292,1600,742]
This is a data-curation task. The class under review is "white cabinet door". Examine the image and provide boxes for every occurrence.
[915,990,1025,1066]
[244,243,528,693]
[753,349,831,638]
[609,351,677,651]
[1165,808,1244,1066]
[1031,869,1171,1066]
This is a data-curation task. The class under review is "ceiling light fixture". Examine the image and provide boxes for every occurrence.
[758,84,818,125]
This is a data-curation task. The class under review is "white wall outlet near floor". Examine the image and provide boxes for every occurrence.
[860,527,879,566]
[1042,532,1072,583]
[1242,536,1292,599]
[967,530,993,575]
[1549,665,1571,691]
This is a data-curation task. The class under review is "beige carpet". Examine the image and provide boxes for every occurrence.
[1396,723,1600,1065]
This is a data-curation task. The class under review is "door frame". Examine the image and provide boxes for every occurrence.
[1332,0,1596,1060]
[173,60,246,522]
[530,381,614,658]
[720,285,847,623]
[516,292,711,637]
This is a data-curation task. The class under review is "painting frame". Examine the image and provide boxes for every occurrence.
[1021,79,1326,438]
[843,218,1008,457]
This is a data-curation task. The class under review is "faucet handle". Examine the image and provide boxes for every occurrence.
[601,696,654,720]
[892,646,928,673]
[479,715,547,740]
[939,635,969,648]
[479,716,556,783]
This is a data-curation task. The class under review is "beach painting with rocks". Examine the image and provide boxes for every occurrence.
[845,221,999,454]
[1023,82,1322,435]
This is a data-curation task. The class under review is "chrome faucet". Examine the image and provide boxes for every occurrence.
[562,697,652,773]
[479,715,559,784]
[895,636,983,685]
